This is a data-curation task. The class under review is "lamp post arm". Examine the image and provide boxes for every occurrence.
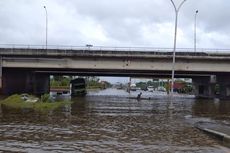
[170,0,187,12]
[170,0,177,12]
[178,0,187,11]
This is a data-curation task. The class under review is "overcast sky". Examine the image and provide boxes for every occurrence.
[0,0,230,49]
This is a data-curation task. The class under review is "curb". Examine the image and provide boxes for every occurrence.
[196,125,230,147]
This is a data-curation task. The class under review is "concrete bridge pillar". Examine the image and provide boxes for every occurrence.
[193,76,216,99]
[2,69,49,95]
[0,56,2,92]
[217,75,230,99]
[33,73,50,95]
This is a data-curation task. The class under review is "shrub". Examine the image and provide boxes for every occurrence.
[40,94,52,103]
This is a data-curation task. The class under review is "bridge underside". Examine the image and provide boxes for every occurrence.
[2,67,230,100]
[34,69,215,78]
[0,67,200,95]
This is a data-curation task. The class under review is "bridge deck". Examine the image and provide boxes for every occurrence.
[1,48,230,60]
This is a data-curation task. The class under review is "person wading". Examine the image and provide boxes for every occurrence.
[137,92,142,101]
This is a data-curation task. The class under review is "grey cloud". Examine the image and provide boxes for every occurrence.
[0,0,230,48]
[66,0,171,22]
[181,0,230,33]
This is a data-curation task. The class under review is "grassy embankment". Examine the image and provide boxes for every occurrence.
[0,94,72,114]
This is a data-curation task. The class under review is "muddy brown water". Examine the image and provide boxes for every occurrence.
[0,89,230,153]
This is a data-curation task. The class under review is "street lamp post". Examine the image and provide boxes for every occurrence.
[44,6,48,50]
[169,0,187,109]
[194,10,198,52]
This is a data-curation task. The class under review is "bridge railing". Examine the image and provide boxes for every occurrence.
[0,44,230,54]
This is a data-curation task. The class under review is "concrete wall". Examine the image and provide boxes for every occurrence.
[33,73,50,95]
[217,75,230,99]
[192,76,216,99]
[1,48,230,75]
[1,68,49,95]
[3,56,230,73]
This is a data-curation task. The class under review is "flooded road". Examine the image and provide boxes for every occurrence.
[0,88,230,153]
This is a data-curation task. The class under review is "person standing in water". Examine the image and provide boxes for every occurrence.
[137,92,142,101]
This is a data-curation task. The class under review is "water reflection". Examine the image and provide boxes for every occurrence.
[0,89,229,153]
[0,104,2,118]
[192,99,230,120]
[71,97,88,115]
[69,89,194,116]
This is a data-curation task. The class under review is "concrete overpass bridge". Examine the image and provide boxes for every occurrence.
[0,44,230,99]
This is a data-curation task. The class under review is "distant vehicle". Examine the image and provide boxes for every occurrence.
[157,86,166,92]
[114,82,124,89]
[130,87,137,91]
[140,86,148,91]
[70,78,87,96]
[147,86,154,92]
[130,84,138,91]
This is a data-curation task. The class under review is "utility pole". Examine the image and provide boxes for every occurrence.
[194,10,199,52]
[44,6,48,50]
[169,0,187,109]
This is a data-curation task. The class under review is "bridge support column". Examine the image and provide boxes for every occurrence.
[2,69,49,95]
[193,76,216,99]
[0,56,2,93]
[217,75,230,100]
[33,73,50,95]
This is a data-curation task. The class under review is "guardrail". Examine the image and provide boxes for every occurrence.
[0,44,230,53]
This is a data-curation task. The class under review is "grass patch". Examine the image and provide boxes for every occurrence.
[1,94,33,109]
[0,94,72,114]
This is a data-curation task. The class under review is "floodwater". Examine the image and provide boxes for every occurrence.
[0,88,230,153]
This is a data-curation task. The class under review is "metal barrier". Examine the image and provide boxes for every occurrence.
[0,44,230,54]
